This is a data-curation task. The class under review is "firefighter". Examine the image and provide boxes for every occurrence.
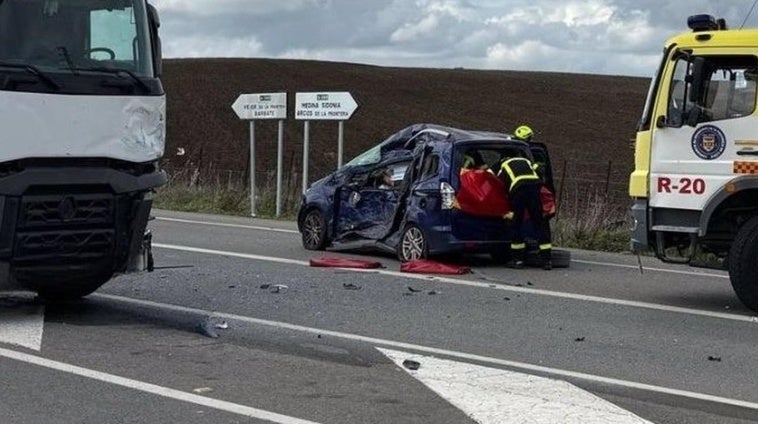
[513,125,534,142]
[498,155,552,270]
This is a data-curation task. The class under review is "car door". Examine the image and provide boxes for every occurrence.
[333,160,411,241]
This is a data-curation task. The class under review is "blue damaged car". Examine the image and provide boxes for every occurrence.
[297,123,569,267]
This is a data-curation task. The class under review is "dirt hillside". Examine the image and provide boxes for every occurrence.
[162,58,650,206]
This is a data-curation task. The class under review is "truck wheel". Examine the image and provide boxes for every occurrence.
[34,273,113,301]
[301,208,328,250]
[728,216,758,312]
[397,224,428,262]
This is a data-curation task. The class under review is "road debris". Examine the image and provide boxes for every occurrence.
[402,359,421,371]
[192,387,213,394]
[428,290,438,295]
[708,356,722,362]
[270,284,288,294]
[407,286,423,293]
[214,321,229,330]
[343,283,362,290]
[575,337,586,342]
[503,297,511,301]
[259,284,270,289]
[196,319,219,339]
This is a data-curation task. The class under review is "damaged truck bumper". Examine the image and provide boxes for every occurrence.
[0,162,166,291]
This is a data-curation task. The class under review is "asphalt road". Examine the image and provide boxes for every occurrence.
[1,209,758,424]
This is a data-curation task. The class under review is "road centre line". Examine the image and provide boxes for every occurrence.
[154,216,728,280]
[153,243,758,323]
[0,347,321,424]
[94,293,758,413]
[155,217,299,234]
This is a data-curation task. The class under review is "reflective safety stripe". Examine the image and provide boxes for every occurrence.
[539,243,552,250]
[500,158,539,191]
[511,243,526,250]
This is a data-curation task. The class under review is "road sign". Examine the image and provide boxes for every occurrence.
[295,92,358,121]
[232,92,287,120]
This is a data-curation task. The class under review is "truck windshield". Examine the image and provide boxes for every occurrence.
[0,0,153,77]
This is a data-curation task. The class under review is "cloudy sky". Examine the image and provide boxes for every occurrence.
[155,0,758,77]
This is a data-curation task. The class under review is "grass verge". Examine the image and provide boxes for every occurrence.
[155,182,631,252]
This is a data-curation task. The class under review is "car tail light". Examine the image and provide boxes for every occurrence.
[440,182,455,210]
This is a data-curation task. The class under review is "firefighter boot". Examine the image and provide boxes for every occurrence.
[507,249,525,269]
[541,249,552,271]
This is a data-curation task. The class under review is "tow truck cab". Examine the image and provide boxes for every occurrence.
[629,14,758,311]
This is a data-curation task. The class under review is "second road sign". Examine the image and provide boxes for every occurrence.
[295,92,358,120]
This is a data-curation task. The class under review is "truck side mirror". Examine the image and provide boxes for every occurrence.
[147,4,162,78]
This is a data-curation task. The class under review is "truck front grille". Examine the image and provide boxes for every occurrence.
[18,194,114,229]
[14,229,115,262]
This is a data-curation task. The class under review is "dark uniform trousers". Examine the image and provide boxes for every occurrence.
[509,183,552,264]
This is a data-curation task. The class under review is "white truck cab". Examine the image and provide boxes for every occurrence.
[630,15,758,311]
[0,0,165,298]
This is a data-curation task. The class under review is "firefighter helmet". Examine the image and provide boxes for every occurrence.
[514,125,534,142]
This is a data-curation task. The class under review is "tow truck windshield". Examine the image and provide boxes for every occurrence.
[0,0,154,77]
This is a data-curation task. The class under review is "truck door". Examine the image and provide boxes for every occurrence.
[650,51,758,223]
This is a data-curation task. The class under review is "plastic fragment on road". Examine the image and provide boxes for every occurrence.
[214,321,229,330]
[402,359,421,371]
[309,256,383,269]
[400,259,471,275]
[342,283,362,290]
[708,356,722,362]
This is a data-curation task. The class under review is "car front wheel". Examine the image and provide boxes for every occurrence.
[302,208,328,250]
[397,224,427,262]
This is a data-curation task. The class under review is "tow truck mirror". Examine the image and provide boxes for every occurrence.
[689,57,706,104]
[147,4,162,77]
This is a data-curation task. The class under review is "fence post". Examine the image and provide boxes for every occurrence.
[556,159,567,218]
[605,159,612,195]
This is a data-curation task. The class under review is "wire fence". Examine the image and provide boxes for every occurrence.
[162,157,633,218]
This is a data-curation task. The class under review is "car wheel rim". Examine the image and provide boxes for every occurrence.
[303,212,322,248]
[402,227,424,261]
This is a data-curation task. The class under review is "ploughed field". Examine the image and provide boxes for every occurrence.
[162,58,649,207]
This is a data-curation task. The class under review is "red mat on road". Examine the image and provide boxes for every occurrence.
[309,257,383,269]
[400,259,471,275]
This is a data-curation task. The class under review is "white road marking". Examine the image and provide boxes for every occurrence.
[153,243,758,323]
[93,293,758,413]
[153,214,728,280]
[0,297,44,351]
[379,348,651,424]
[155,217,299,234]
[573,259,729,280]
[0,346,321,424]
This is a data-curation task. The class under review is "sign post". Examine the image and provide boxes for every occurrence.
[231,92,287,217]
[295,92,358,193]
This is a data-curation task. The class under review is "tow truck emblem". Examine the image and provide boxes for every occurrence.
[691,125,726,160]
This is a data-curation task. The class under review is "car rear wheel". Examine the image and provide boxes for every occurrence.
[302,208,327,250]
[397,224,427,262]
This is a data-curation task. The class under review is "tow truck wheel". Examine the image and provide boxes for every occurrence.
[728,216,758,312]
[398,224,428,262]
[302,208,328,250]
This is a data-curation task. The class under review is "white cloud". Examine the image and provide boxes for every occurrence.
[154,0,758,76]
[155,0,320,16]
[390,15,441,43]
